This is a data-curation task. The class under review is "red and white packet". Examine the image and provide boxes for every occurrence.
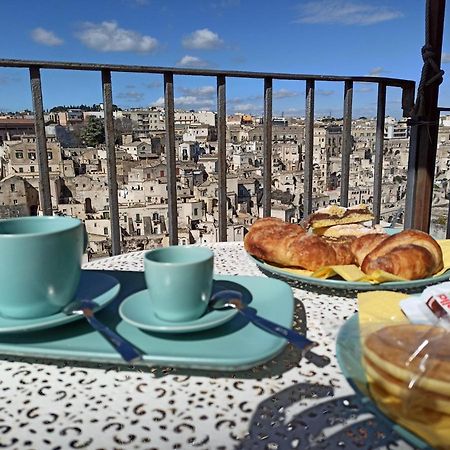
[400,282,450,330]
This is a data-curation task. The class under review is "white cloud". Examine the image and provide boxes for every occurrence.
[152,97,165,107]
[31,27,63,46]
[145,81,162,89]
[182,29,224,50]
[152,95,214,109]
[229,102,262,114]
[116,91,145,102]
[368,66,388,76]
[279,107,305,116]
[179,86,215,97]
[76,21,158,52]
[177,55,210,68]
[316,89,335,96]
[229,95,260,104]
[442,53,450,63]
[356,86,374,93]
[273,89,299,99]
[295,1,403,26]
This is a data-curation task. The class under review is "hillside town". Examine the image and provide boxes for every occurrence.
[1,107,450,259]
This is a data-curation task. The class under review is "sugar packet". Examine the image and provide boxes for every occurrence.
[399,281,450,330]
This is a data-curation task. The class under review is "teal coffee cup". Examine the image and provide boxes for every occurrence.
[144,246,214,322]
[0,216,87,319]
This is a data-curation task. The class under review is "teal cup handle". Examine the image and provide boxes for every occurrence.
[0,216,86,319]
[83,225,89,253]
[144,246,214,322]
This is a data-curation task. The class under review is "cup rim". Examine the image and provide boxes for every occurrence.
[144,246,213,265]
[0,216,82,238]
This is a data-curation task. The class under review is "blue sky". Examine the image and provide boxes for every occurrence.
[0,0,449,118]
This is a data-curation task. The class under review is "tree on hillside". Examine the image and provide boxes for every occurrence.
[114,117,133,144]
[80,117,105,147]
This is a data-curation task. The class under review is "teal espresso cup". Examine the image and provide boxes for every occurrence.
[0,216,87,319]
[144,246,214,322]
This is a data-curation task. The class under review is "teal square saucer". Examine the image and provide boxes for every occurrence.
[0,272,295,371]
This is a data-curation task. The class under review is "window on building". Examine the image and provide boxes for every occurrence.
[19,168,23,173]
[103,227,108,235]
[30,166,35,172]
[136,214,141,222]
[15,152,23,159]
[47,152,53,160]
[194,208,198,215]
[28,152,36,160]
[10,184,15,192]
[13,200,18,205]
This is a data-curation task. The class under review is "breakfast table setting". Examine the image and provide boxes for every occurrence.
[0,210,448,449]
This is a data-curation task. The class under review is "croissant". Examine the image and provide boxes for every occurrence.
[244,218,355,270]
[245,218,444,280]
[360,229,443,280]
[351,233,389,267]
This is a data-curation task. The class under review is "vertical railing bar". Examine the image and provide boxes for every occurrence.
[446,194,450,238]
[404,0,445,231]
[304,79,315,217]
[101,69,120,255]
[404,124,418,230]
[372,83,387,224]
[217,75,227,241]
[29,66,52,216]
[164,72,178,245]
[340,80,353,207]
[263,77,273,217]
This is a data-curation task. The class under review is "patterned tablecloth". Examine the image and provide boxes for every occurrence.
[0,242,416,449]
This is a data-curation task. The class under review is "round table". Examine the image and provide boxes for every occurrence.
[0,243,416,449]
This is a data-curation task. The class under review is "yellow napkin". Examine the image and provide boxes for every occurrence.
[357,291,450,448]
[276,239,450,284]
[279,264,406,283]
[435,239,450,276]
[281,267,314,277]
[274,265,364,280]
[358,291,408,329]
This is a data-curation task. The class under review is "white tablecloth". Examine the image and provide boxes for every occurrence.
[0,243,415,449]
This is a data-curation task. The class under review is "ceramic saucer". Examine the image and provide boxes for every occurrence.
[0,271,120,334]
[119,289,238,333]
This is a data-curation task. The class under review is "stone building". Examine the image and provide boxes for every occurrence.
[0,118,35,143]
[117,109,165,136]
[63,174,109,213]
[0,175,39,217]
[4,135,74,179]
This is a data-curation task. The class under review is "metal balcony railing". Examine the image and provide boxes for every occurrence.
[0,58,416,255]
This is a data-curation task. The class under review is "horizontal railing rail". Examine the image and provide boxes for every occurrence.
[0,58,416,254]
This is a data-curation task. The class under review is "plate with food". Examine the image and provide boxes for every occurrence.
[335,315,434,449]
[244,205,450,291]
